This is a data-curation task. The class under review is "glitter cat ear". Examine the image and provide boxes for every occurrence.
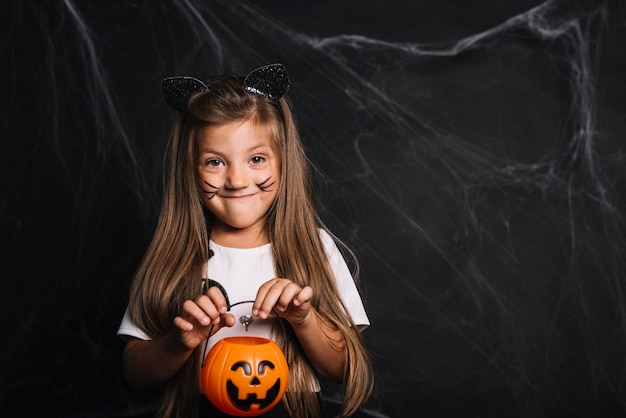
[162,76,209,112]
[244,63,289,101]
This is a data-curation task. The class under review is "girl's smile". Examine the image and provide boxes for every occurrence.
[197,119,280,247]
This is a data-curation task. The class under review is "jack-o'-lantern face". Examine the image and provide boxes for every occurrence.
[227,359,282,411]
[201,336,289,417]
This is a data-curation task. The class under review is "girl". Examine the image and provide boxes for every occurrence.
[117,64,373,418]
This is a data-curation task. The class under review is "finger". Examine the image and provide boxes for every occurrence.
[180,300,215,326]
[274,282,302,312]
[206,313,236,337]
[205,286,229,314]
[255,280,302,319]
[220,313,236,328]
[252,278,278,316]
[172,315,211,350]
[173,315,194,332]
[253,279,286,318]
[292,285,313,307]
[181,299,213,326]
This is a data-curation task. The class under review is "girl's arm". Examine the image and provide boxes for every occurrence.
[253,279,347,381]
[123,288,235,391]
[122,331,194,391]
[288,305,347,381]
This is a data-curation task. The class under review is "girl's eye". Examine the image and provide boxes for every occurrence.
[251,156,265,164]
[206,158,222,167]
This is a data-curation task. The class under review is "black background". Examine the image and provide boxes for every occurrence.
[2,0,626,417]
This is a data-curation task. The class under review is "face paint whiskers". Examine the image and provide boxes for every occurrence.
[201,180,220,199]
[257,177,276,192]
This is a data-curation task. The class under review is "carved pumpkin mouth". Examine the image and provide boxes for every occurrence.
[226,378,282,412]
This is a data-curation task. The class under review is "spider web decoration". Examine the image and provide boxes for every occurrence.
[1,0,625,417]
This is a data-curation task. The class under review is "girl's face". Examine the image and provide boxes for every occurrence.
[197,119,280,245]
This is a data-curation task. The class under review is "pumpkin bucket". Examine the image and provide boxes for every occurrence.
[201,308,289,417]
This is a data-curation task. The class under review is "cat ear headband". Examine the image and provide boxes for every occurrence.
[162,63,290,112]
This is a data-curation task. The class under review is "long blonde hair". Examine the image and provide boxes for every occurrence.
[129,74,373,417]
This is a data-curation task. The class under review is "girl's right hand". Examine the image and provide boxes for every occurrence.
[172,286,235,350]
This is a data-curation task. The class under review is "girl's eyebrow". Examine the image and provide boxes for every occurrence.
[198,147,220,155]
[198,143,270,155]
[247,144,270,153]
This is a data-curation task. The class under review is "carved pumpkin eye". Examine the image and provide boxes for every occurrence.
[231,361,252,376]
[258,360,275,375]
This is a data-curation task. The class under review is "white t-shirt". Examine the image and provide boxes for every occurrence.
[117,229,369,354]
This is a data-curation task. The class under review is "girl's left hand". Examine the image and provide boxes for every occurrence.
[252,278,313,326]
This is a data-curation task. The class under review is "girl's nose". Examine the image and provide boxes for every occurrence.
[224,165,249,189]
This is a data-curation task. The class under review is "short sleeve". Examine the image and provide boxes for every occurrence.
[117,305,151,341]
[319,229,370,330]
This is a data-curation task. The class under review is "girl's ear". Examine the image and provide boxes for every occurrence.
[162,76,209,112]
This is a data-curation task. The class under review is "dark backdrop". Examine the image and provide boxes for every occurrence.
[2,0,626,417]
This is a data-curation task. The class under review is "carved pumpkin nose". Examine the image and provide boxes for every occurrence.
[250,376,261,386]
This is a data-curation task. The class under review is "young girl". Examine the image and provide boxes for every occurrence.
[117,64,373,418]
